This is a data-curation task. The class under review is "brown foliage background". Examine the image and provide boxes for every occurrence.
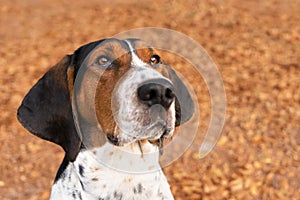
[0,0,299,199]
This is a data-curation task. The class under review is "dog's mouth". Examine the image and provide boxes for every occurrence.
[106,121,172,147]
[107,99,176,154]
[106,129,169,144]
[106,127,170,156]
[144,120,167,140]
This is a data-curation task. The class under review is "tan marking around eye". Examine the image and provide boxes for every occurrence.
[89,40,130,66]
[133,41,154,64]
[93,40,132,136]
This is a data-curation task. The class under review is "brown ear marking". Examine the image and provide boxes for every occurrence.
[17,55,81,161]
[67,65,75,101]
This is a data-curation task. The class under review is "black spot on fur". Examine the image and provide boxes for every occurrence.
[79,164,84,177]
[158,191,164,199]
[72,190,82,200]
[133,183,143,194]
[113,191,123,200]
[79,180,85,191]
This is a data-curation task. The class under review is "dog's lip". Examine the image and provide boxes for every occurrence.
[162,129,172,138]
[150,127,166,140]
[144,120,167,139]
[107,120,173,145]
[107,134,121,145]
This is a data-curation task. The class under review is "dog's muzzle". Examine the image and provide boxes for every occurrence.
[106,77,176,146]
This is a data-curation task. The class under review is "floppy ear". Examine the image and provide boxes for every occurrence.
[166,66,194,126]
[17,56,81,162]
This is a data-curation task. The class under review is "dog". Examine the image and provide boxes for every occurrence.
[17,38,194,200]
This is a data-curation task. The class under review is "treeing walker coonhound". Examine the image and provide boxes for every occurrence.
[17,38,194,200]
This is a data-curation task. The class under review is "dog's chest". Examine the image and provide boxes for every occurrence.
[50,143,174,200]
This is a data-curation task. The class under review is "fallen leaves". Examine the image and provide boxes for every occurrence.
[1,0,300,199]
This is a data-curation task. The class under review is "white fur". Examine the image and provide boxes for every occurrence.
[112,40,175,144]
[50,142,174,200]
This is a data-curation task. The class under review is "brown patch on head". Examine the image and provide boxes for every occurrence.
[130,40,172,80]
[93,40,132,137]
[131,40,155,64]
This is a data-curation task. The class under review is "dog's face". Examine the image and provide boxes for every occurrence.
[82,38,177,145]
[17,38,194,161]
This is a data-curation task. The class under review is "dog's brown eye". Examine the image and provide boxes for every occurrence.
[96,55,113,69]
[97,56,109,65]
[150,54,160,65]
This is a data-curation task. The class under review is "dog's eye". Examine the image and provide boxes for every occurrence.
[150,54,160,65]
[97,56,110,66]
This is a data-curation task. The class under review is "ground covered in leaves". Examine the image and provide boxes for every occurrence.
[0,0,299,199]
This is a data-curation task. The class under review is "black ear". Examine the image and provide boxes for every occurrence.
[17,56,81,162]
[167,66,194,126]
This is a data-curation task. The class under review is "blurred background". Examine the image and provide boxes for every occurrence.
[0,0,299,199]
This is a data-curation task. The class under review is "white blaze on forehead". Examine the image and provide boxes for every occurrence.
[111,40,176,143]
[124,39,148,67]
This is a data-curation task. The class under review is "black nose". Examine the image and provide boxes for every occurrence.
[137,79,175,110]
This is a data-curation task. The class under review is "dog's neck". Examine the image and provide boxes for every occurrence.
[50,141,174,200]
[81,141,161,173]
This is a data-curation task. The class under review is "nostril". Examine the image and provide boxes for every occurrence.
[142,92,151,101]
[165,88,175,99]
[149,89,158,100]
[138,86,159,101]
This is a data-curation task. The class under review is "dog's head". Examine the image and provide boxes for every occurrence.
[17,38,194,161]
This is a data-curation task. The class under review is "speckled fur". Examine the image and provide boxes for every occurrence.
[50,142,174,200]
